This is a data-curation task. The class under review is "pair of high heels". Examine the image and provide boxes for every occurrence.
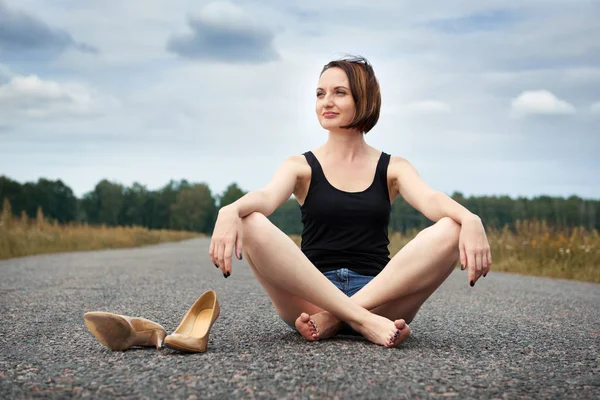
[83,290,220,353]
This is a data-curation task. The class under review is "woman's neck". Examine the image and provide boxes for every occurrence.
[322,129,369,162]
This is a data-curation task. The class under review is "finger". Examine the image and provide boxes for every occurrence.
[474,252,483,282]
[483,249,492,277]
[459,244,466,270]
[224,242,234,276]
[236,233,243,260]
[216,242,226,274]
[467,251,476,286]
[209,239,217,266]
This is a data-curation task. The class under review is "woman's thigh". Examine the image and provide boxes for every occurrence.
[243,250,324,325]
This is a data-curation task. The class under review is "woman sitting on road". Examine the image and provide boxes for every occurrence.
[209,55,492,348]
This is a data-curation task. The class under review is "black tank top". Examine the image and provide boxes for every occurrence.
[299,151,392,276]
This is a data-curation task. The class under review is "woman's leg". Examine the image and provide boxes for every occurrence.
[297,217,461,340]
[239,212,407,347]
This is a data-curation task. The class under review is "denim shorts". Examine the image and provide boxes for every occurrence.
[322,268,375,297]
[283,268,375,334]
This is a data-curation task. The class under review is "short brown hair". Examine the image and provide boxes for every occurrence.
[321,55,381,134]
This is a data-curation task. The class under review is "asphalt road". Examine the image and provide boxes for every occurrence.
[1,238,599,399]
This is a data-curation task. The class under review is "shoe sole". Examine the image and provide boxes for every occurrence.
[163,340,207,353]
[84,312,136,351]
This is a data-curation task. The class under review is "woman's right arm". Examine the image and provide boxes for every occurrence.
[210,156,302,276]
[226,155,301,218]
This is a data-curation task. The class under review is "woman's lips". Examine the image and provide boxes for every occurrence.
[323,112,338,118]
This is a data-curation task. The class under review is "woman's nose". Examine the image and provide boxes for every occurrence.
[324,93,334,106]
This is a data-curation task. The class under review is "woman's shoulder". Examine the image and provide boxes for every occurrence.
[386,154,421,185]
[384,151,411,165]
[285,153,310,166]
[280,154,311,177]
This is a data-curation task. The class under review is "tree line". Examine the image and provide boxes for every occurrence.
[1,175,598,234]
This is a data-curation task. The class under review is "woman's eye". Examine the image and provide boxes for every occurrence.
[336,90,346,95]
[316,92,324,97]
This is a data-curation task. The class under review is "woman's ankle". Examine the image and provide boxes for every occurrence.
[347,307,374,328]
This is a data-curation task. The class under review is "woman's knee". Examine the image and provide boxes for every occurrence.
[417,217,460,247]
[435,217,461,246]
[241,212,272,243]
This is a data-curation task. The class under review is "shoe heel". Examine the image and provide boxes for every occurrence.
[150,329,167,349]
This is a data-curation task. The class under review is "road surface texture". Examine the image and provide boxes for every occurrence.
[1,238,598,399]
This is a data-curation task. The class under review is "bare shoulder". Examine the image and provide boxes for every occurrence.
[389,155,411,168]
[284,154,311,178]
[387,155,414,180]
[285,153,309,165]
[389,155,422,176]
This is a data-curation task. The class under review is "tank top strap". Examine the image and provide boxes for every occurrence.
[302,151,325,182]
[375,152,391,188]
[377,152,391,197]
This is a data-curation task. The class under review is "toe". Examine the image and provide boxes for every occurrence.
[395,319,406,330]
[300,313,311,323]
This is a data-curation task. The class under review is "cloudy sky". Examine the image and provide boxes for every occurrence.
[1,0,599,200]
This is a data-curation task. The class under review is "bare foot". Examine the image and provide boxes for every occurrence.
[391,319,411,347]
[294,312,318,341]
[294,311,344,341]
[349,313,411,348]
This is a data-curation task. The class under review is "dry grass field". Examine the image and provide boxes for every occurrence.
[0,206,198,260]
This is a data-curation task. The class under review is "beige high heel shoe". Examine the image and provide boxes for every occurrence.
[83,312,167,351]
[164,290,220,353]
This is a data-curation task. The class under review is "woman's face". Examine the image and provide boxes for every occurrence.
[315,67,356,131]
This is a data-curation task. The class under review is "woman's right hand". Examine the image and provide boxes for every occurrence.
[209,205,244,278]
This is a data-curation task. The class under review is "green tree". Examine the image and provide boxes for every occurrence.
[150,179,190,229]
[32,178,78,223]
[218,183,246,208]
[269,197,303,234]
[82,180,124,226]
[0,176,25,216]
[119,183,150,226]
[170,183,217,233]
[1,197,13,229]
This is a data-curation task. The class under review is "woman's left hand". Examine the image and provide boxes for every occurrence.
[459,216,492,287]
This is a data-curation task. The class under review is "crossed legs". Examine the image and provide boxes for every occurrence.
[239,212,460,347]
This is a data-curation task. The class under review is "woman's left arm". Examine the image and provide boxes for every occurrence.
[390,157,492,286]
[429,192,492,286]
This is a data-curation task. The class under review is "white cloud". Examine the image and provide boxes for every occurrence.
[0,0,96,56]
[510,90,576,116]
[166,1,279,63]
[195,2,253,29]
[0,74,113,120]
[590,102,600,115]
